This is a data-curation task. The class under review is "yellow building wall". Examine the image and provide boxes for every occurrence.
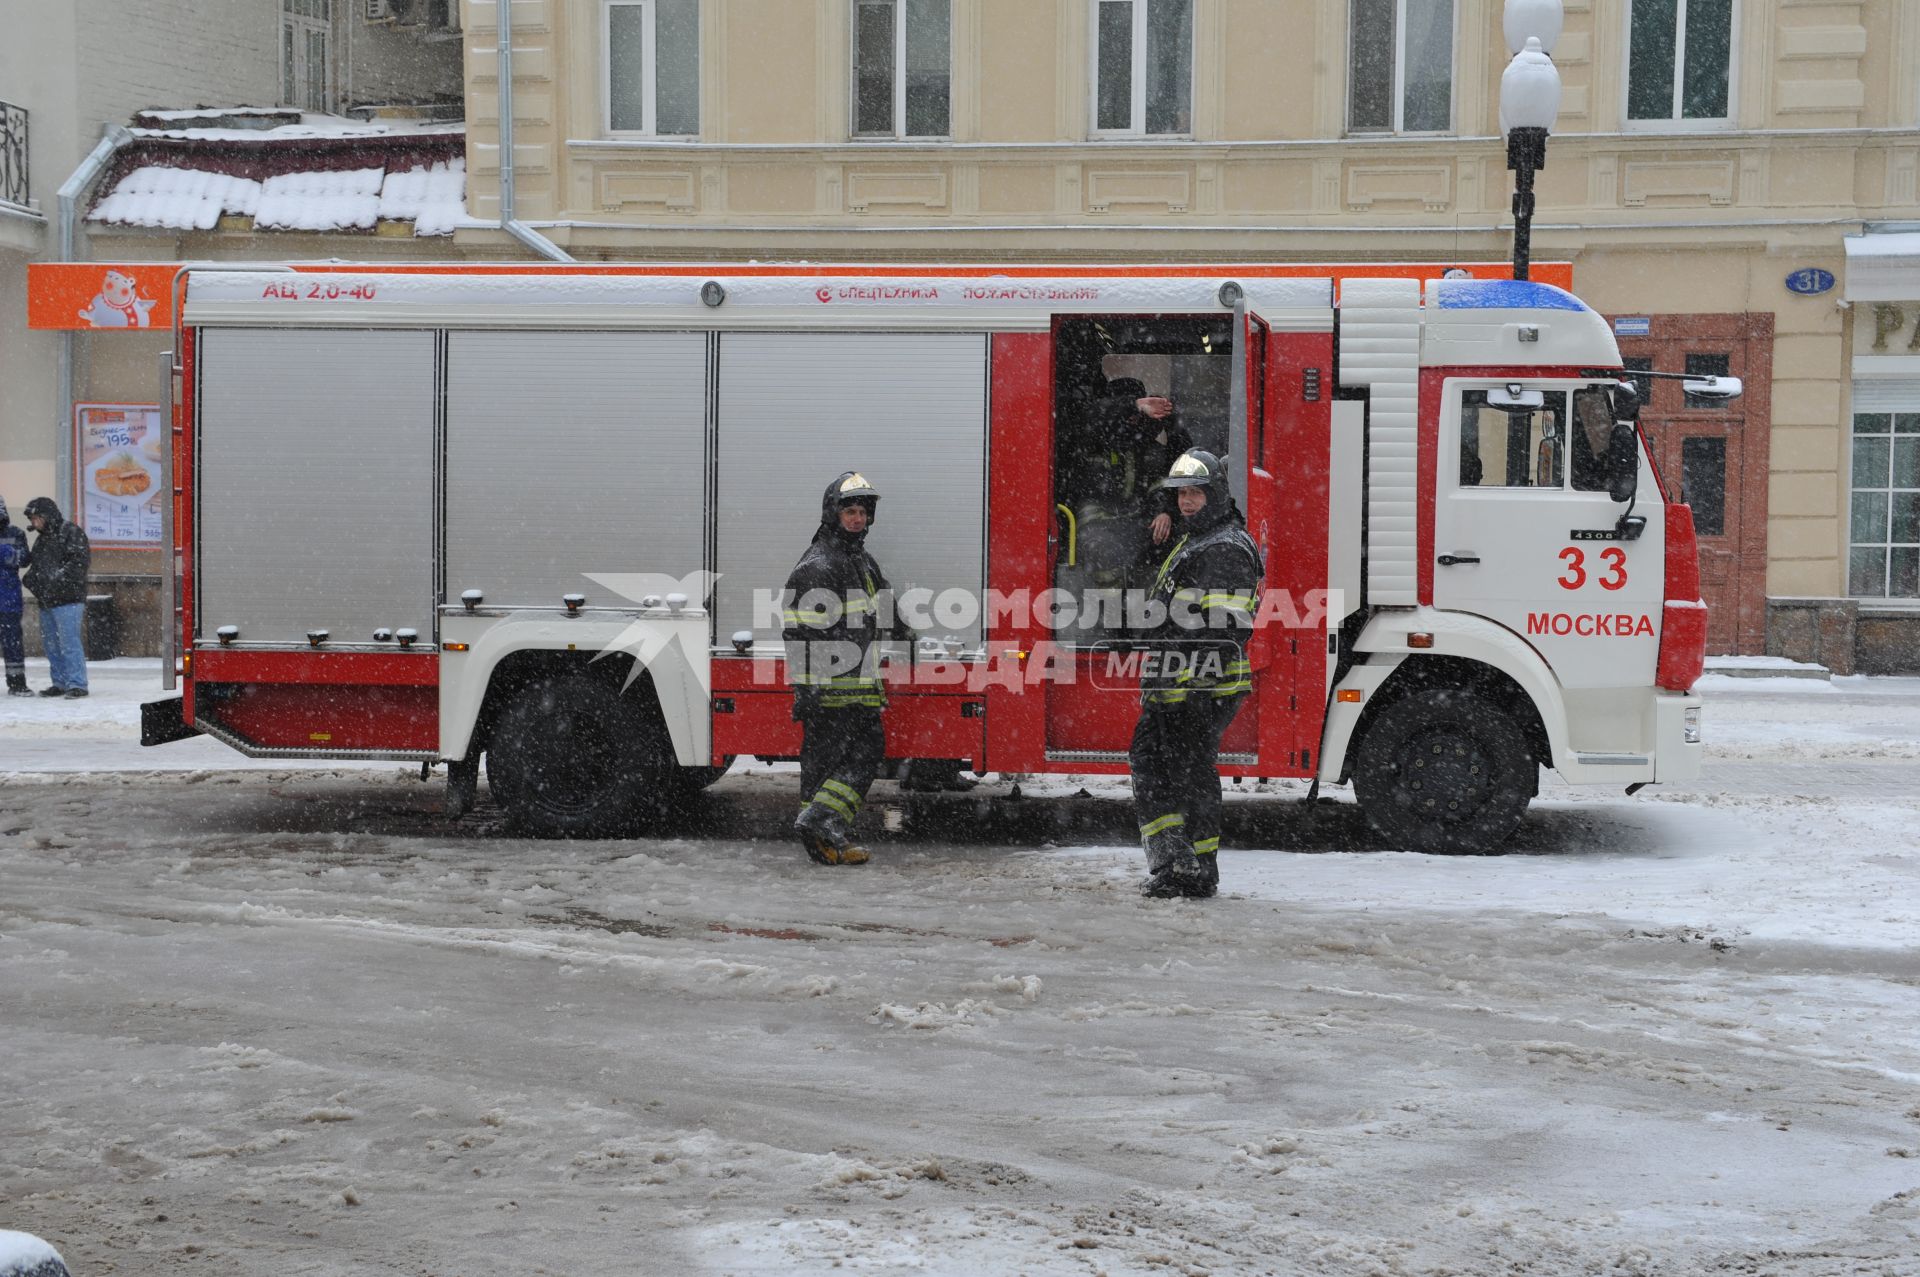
[450,0,1920,627]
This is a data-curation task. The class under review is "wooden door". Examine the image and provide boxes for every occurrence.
[1612,313,1774,654]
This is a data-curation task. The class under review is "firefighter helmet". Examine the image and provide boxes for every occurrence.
[820,471,880,528]
[1161,449,1222,489]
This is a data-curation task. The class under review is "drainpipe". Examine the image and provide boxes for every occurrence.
[55,124,134,507]
[496,2,571,262]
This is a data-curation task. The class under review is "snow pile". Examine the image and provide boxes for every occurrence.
[0,1231,67,1277]
[89,158,468,236]
[88,165,261,230]
[253,166,387,231]
[377,159,468,236]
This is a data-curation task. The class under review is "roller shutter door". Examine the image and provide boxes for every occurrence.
[444,331,708,607]
[714,333,988,650]
[196,328,434,644]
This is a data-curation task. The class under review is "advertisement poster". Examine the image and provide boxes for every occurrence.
[74,403,164,549]
[27,263,175,330]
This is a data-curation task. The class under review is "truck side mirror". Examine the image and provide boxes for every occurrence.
[1681,375,1743,401]
[1609,382,1641,424]
[1607,422,1640,504]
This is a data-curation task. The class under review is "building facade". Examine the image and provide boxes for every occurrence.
[452,0,1920,668]
[4,0,463,655]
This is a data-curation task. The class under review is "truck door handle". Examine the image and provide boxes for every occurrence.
[1436,554,1481,566]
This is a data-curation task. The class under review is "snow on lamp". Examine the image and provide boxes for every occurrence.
[1500,36,1562,282]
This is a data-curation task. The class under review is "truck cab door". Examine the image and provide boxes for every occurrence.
[1433,381,1663,691]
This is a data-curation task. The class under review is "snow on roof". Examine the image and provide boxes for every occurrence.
[255,166,385,231]
[90,157,468,237]
[136,106,301,121]
[129,113,465,143]
[88,166,261,231]
[376,160,468,237]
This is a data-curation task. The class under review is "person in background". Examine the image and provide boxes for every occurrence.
[0,497,30,696]
[21,497,91,699]
[1060,375,1192,592]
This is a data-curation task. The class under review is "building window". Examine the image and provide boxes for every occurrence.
[606,0,700,136]
[1348,0,1454,133]
[283,0,333,113]
[1849,410,1920,599]
[1683,352,1731,409]
[1621,355,1656,409]
[1626,0,1733,126]
[853,0,950,138]
[1680,436,1726,535]
[1091,0,1192,137]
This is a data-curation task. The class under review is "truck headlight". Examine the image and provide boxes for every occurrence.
[1683,706,1702,744]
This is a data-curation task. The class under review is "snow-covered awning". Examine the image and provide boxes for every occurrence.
[86,117,469,238]
[1843,232,1920,302]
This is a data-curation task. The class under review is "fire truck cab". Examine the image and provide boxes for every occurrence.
[145,264,1709,853]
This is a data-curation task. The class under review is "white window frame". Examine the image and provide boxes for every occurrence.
[1088,0,1194,139]
[602,0,699,138]
[1846,397,1920,600]
[1621,0,1739,133]
[1345,0,1458,136]
[850,0,952,140]
[283,0,334,114]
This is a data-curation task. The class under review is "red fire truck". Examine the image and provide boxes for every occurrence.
[141,262,1714,852]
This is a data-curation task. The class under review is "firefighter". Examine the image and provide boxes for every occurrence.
[1059,375,1191,592]
[783,472,902,866]
[1129,449,1263,899]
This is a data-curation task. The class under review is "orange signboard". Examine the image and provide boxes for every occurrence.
[27,263,177,331]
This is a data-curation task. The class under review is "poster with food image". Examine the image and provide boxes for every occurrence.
[75,403,164,548]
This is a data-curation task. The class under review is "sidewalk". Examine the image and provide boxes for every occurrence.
[0,658,393,774]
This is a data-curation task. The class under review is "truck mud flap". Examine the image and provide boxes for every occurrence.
[141,697,202,747]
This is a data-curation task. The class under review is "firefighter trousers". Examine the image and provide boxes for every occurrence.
[1128,692,1247,870]
[799,705,886,831]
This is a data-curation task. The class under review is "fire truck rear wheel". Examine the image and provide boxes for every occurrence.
[1352,687,1535,855]
[485,675,676,838]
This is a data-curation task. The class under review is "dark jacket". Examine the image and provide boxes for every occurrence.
[1060,378,1191,520]
[782,474,904,715]
[1141,487,1262,704]
[21,498,91,609]
[0,496,27,614]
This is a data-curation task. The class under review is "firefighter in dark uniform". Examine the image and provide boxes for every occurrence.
[1058,376,1192,590]
[784,472,902,866]
[1129,450,1263,898]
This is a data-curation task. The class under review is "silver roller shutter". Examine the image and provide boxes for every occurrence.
[196,328,435,644]
[444,331,708,606]
[715,332,988,650]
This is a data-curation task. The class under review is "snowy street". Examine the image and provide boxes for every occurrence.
[3,662,1919,1275]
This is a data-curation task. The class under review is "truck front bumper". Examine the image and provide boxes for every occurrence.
[1652,691,1703,783]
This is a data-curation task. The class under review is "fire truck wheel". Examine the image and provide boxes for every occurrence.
[1352,687,1535,855]
[485,675,674,838]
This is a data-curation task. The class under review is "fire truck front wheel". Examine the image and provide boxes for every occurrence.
[1352,688,1535,855]
[485,675,678,838]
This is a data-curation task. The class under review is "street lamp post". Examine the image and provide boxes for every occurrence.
[1499,1,1564,281]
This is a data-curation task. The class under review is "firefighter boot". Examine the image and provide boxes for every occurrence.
[1140,829,1212,899]
[794,803,870,867]
[5,674,30,697]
